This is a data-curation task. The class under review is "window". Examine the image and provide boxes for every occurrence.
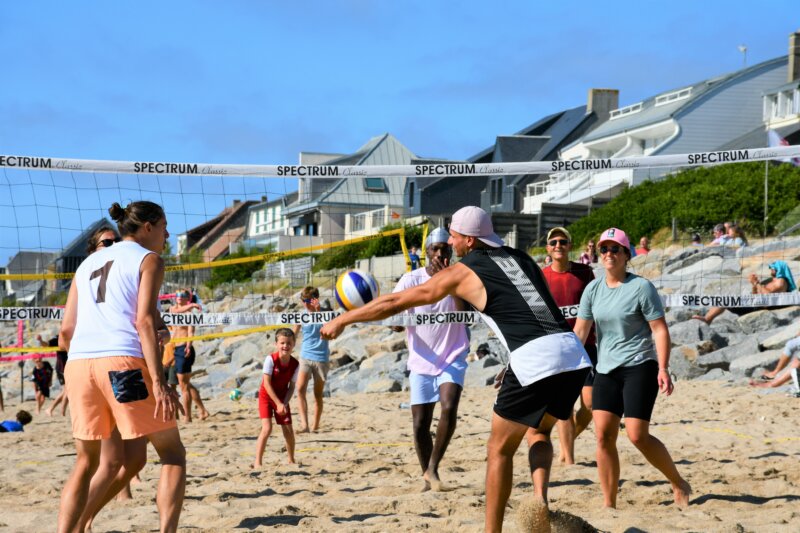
[490,178,503,206]
[609,102,643,120]
[364,177,386,191]
[408,182,415,208]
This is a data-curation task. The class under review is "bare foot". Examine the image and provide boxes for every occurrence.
[199,410,210,421]
[691,315,708,324]
[288,458,296,464]
[423,470,444,492]
[296,425,310,434]
[252,462,262,470]
[115,485,133,501]
[673,480,692,508]
[46,409,54,417]
[420,479,431,493]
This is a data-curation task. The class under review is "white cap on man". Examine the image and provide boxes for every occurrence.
[427,227,450,246]
[449,206,504,248]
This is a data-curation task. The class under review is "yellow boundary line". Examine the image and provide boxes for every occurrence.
[0,227,407,281]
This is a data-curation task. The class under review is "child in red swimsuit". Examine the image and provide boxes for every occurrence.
[254,328,300,468]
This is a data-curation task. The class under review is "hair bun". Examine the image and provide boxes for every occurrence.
[108,202,125,222]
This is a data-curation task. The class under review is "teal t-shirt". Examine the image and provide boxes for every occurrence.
[300,323,330,363]
[578,273,664,373]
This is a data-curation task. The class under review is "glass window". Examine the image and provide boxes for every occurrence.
[364,178,386,191]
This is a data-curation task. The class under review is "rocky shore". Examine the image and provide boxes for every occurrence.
[3,236,800,404]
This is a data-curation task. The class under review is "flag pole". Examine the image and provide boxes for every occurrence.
[764,160,769,236]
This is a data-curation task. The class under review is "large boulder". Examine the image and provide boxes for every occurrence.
[729,349,783,377]
[669,346,707,380]
[230,340,264,369]
[668,320,725,349]
[736,310,781,335]
[464,356,504,388]
[696,336,759,370]
[760,321,800,350]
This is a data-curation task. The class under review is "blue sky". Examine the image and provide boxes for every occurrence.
[0,1,797,265]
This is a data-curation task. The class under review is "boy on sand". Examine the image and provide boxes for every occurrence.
[254,328,300,468]
[0,410,33,432]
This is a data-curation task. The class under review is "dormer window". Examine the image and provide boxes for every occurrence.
[364,177,386,191]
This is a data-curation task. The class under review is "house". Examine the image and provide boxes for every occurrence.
[404,89,618,220]
[526,51,791,212]
[176,199,257,262]
[242,192,298,251]
[4,251,58,304]
[284,133,415,244]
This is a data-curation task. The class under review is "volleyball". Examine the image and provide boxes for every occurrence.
[228,388,243,402]
[335,269,380,311]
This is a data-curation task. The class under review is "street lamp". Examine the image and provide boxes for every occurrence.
[738,44,748,68]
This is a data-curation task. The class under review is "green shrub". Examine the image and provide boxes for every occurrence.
[312,223,426,272]
[207,245,273,289]
[568,162,800,245]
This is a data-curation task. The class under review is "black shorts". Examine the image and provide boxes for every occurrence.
[593,360,659,421]
[174,345,196,375]
[583,344,598,387]
[494,365,589,428]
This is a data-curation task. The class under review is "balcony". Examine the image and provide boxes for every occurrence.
[345,206,402,237]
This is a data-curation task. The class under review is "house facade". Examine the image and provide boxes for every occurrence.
[177,199,257,262]
[524,54,790,213]
[284,133,415,244]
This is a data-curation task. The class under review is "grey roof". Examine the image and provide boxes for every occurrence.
[60,218,115,257]
[764,79,800,95]
[583,56,787,142]
[248,191,299,211]
[287,133,416,213]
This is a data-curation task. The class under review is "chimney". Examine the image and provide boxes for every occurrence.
[261,195,267,202]
[789,30,800,83]
[587,88,619,123]
[233,199,241,206]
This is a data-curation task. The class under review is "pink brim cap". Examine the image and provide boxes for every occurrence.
[450,206,504,248]
[598,227,631,250]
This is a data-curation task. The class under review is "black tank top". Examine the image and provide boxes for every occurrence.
[459,246,570,352]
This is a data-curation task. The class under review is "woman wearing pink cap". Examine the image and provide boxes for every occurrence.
[574,227,691,509]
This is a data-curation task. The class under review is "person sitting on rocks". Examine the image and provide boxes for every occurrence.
[724,223,748,247]
[692,261,797,324]
[753,334,800,393]
[709,224,729,246]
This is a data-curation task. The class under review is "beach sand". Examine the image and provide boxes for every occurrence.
[1,380,798,532]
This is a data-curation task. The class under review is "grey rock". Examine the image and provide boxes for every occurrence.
[771,306,800,324]
[736,310,781,335]
[696,337,759,370]
[729,349,783,377]
[737,237,800,258]
[231,341,263,369]
[760,322,800,350]
[694,368,731,381]
[365,378,402,393]
[669,320,725,349]
[669,346,707,380]
[664,308,696,325]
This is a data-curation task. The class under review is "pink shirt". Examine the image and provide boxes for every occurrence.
[394,267,470,376]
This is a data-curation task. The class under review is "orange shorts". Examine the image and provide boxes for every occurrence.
[65,356,177,440]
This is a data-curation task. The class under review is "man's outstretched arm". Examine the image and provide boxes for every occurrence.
[321,263,474,340]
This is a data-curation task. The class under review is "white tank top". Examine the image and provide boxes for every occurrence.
[68,240,154,360]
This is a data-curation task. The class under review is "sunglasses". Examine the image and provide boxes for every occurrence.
[599,245,622,255]
[99,238,121,248]
[176,293,190,298]
[548,239,569,247]
[301,298,315,304]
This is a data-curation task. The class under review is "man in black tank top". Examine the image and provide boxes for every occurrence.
[322,206,591,531]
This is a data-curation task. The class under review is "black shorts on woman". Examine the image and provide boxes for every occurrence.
[593,359,659,421]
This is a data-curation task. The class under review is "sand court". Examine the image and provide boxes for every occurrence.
[1,380,799,532]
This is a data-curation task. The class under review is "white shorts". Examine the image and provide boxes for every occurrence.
[784,337,800,359]
[409,353,468,405]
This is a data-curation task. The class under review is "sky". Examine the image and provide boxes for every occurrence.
[0,1,798,266]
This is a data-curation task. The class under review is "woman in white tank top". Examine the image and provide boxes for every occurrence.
[58,201,186,533]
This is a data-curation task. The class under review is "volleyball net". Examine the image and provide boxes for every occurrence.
[3,144,800,360]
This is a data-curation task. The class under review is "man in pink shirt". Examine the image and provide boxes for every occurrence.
[393,227,470,492]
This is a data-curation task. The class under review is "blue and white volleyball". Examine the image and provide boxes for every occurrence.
[335,269,380,311]
[229,388,243,401]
